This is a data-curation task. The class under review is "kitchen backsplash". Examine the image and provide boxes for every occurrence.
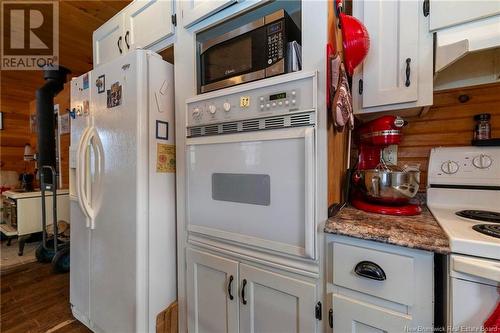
[399,82,500,190]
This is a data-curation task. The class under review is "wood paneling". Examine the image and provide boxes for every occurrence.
[156,301,178,333]
[328,0,350,207]
[399,82,500,190]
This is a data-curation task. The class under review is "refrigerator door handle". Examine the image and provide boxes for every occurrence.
[88,128,105,230]
[76,127,92,227]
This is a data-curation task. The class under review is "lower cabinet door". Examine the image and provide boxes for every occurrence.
[331,294,411,333]
[239,263,316,333]
[186,248,239,333]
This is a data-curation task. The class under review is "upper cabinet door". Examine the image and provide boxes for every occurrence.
[93,14,124,67]
[360,0,420,108]
[430,1,500,31]
[186,248,239,333]
[181,0,237,28]
[124,0,175,50]
[239,263,317,333]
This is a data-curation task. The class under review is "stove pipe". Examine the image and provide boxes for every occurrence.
[36,66,70,185]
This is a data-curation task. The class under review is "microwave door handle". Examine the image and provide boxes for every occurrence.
[303,127,315,259]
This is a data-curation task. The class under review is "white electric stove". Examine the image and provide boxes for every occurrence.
[427,146,500,330]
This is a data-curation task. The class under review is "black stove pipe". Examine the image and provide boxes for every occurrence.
[36,66,70,186]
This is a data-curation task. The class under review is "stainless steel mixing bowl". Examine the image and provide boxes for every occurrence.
[354,169,420,203]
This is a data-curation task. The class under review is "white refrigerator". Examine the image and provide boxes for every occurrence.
[69,49,176,333]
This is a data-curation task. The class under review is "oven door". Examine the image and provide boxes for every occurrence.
[450,255,500,329]
[186,127,315,259]
[200,25,268,92]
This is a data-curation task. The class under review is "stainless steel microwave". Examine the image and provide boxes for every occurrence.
[199,9,301,93]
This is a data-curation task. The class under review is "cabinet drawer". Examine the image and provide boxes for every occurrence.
[331,293,411,333]
[332,242,415,305]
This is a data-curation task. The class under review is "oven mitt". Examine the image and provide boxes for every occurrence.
[332,59,354,131]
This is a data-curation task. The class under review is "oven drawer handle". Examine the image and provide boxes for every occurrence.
[354,261,387,281]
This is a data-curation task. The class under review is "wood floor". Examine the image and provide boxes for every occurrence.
[1,262,90,333]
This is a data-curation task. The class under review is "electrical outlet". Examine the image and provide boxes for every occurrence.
[382,145,398,165]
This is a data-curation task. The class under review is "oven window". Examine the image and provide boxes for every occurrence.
[212,173,270,206]
[205,37,253,82]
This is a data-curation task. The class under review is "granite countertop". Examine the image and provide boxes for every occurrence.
[325,206,450,254]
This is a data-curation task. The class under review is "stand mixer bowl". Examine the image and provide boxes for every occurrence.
[354,169,420,204]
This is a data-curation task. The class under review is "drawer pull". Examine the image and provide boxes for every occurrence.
[354,261,386,281]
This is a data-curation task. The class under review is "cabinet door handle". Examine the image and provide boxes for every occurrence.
[228,275,234,300]
[125,30,130,49]
[354,261,387,281]
[117,36,123,54]
[405,58,411,87]
[241,279,247,305]
[328,309,333,328]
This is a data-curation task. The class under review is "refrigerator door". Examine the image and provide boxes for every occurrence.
[89,51,144,333]
[69,74,92,327]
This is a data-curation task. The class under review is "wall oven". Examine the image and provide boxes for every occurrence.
[186,71,317,259]
[199,9,301,93]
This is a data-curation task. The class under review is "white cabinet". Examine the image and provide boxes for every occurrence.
[430,1,500,31]
[239,263,316,333]
[93,14,123,66]
[332,295,411,333]
[186,248,317,333]
[326,235,434,333]
[352,0,433,115]
[124,0,175,50]
[93,0,175,67]
[186,248,239,333]
[180,0,237,28]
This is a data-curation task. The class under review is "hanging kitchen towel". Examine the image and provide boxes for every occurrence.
[332,57,354,131]
[484,301,500,332]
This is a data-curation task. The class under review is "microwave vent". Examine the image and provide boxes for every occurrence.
[242,120,260,131]
[264,117,285,129]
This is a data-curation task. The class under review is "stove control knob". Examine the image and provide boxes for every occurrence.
[193,107,201,119]
[208,105,217,114]
[472,154,492,169]
[223,102,231,112]
[441,160,459,174]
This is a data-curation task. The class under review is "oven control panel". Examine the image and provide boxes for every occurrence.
[428,147,500,187]
[186,71,316,128]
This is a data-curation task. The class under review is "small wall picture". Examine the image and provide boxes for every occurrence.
[107,81,122,108]
[96,74,105,94]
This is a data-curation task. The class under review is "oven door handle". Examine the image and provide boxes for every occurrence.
[453,256,500,283]
[303,127,315,259]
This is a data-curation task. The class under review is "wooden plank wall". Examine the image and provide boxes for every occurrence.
[399,82,500,190]
[0,100,32,174]
[327,0,350,207]
[28,83,71,189]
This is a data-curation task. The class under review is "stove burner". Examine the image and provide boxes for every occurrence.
[472,224,500,238]
[456,210,500,223]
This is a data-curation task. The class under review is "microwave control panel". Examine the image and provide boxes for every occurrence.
[186,72,316,128]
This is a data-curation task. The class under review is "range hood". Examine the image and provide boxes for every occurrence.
[434,15,500,72]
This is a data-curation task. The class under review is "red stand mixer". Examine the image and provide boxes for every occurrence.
[351,115,422,215]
